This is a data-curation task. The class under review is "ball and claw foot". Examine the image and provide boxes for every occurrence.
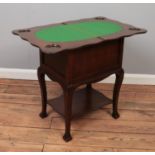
[112,112,120,119]
[63,132,72,142]
[39,112,48,119]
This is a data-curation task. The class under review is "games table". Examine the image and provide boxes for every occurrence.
[13,17,146,142]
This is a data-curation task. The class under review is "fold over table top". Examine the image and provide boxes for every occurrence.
[12,17,147,54]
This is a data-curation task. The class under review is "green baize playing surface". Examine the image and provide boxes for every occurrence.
[35,21,122,43]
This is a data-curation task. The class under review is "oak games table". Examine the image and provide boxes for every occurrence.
[13,17,146,142]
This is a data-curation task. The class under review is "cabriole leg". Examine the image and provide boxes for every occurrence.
[63,88,74,142]
[37,67,48,118]
[112,68,124,119]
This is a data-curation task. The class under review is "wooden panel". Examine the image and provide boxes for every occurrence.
[99,91,155,110]
[1,79,155,93]
[135,92,155,103]
[0,79,39,86]
[5,85,40,95]
[108,101,155,111]
[43,144,155,152]
[0,79,13,84]
[51,107,155,122]
[1,82,155,111]
[103,90,155,104]
[2,83,155,111]
[105,90,155,104]
[80,109,155,122]
[0,79,57,87]
[52,117,155,134]
[69,39,123,81]
[0,126,154,150]
[102,91,136,102]
[94,83,155,93]
[44,52,67,76]
[48,106,155,121]
[4,83,62,96]
[0,103,52,128]
[0,140,43,152]
[0,126,58,144]
[0,79,155,151]
[0,93,40,105]
[121,84,155,93]
[0,84,8,93]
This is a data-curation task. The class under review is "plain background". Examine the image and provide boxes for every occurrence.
[0,3,154,74]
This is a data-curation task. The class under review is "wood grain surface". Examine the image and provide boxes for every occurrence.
[0,78,154,152]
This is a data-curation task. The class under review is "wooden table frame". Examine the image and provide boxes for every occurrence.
[12,17,146,142]
[37,38,124,142]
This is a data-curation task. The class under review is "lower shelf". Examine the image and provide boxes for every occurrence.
[48,87,112,118]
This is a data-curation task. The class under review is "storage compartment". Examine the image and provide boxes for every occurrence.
[68,39,123,81]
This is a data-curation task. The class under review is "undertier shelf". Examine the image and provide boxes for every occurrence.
[48,87,113,118]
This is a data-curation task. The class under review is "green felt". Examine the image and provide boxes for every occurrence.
[35,21,122,42]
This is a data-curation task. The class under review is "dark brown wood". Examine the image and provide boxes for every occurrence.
[37,67,48,118]
[37,38,126,142]
[48,87,112,118]
[12,17,147,142]
[12,17,147,54]
[67,39,123,83]
[41,39,124,87]
[37,38,125,141]
[86,84,92,94]
[63,87,74,142]
[112,68,124,119]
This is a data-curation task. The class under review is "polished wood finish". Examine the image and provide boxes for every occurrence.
[63,88,74,141]
[66,39,123,83]
[0,79,155,152]
[37,38,125,141]
[42,39,123,84]
[112,68,124,119]
[37,67,48,118]
[48,88,112,118]
[12,17,147,142]
[12,17,146,54]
